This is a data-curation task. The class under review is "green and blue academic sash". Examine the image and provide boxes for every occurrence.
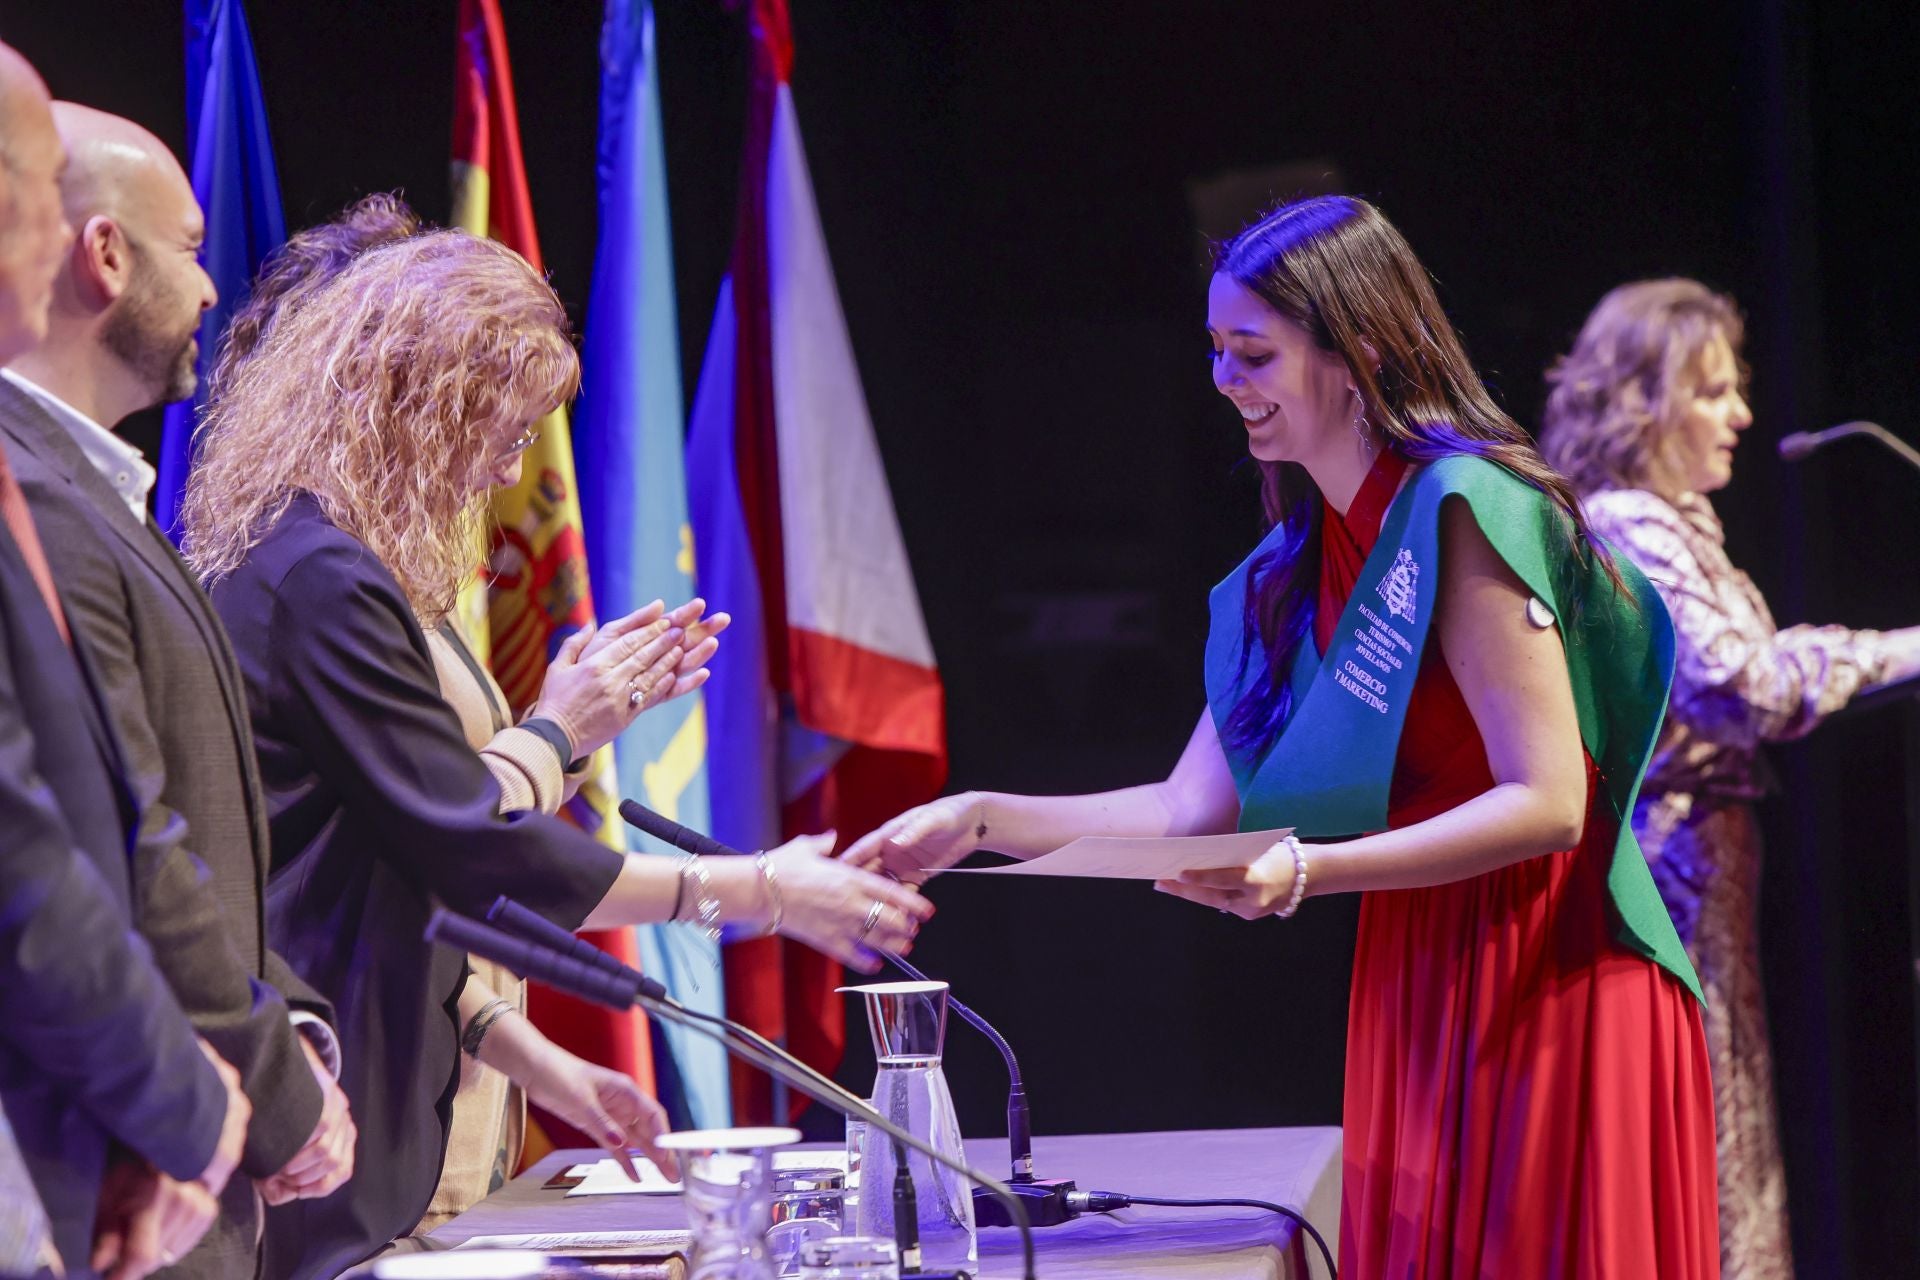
[1205,454,1701,1001]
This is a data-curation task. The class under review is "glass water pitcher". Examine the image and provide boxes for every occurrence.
[842,981,978,1273]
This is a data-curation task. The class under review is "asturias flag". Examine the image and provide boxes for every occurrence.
[686,0,948,1122]
[576,0,731,1131]
[156,0,285,539]
[450,0,657,1148]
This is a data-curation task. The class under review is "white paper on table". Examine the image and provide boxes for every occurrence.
[943,828,1292,879]
[453,1229,691,1254]
[564,1150,849,1197]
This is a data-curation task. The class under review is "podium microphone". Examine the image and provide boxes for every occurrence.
[619,799,738,857]
[880,951,1075,1228]
[1778,420,1920,472]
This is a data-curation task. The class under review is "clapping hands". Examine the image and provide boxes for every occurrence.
[532,598,731,759]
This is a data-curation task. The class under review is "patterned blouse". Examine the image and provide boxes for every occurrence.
[1582,488,1893,847]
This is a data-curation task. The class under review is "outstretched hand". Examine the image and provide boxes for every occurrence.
[521,1045,679,1183]
[840,792,985,886]
[770,832,934,971]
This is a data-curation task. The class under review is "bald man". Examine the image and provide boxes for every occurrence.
[0,44,249,1280]
[0,42,68,359]
[1,103,357,1280]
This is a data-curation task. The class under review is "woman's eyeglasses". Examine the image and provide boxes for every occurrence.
[497,424,541,462]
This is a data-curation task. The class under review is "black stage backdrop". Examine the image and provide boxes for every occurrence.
[7,2,1918,1274]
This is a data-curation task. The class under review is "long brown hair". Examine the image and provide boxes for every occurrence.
[1215,196,1610,759]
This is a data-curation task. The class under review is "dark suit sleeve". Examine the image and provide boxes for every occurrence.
[261,946,333,1019]
[133,816,324,1175]
[0,608,226,1183]
[271,543,623,927]
[58,534,324,1177]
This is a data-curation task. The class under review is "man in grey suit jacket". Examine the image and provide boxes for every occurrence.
[0,46,250,1280]
[2,103,356,1278]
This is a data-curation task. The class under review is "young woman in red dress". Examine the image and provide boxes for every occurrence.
[846,195,1719,1277]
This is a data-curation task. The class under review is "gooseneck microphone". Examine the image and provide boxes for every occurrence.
[619,798,737,857]
[426,905,1036,1280]
[484,896,664,994]
[1778,420,1920,472]
[426,909,654,1009]
[880,951,1076,1229]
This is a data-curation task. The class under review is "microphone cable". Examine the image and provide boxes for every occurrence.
[1066,1191,1336,1279]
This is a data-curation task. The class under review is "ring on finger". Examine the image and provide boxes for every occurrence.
[857,898,885,940]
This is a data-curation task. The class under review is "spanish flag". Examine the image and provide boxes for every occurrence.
[450,0,657,1150]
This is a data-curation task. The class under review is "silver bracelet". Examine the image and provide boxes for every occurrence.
[755,852,784,937]
[678,855,722,940]
[461,997,514,1058]
[1272,834,1309,919]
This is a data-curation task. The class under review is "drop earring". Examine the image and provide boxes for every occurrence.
[1351,389,1375,453]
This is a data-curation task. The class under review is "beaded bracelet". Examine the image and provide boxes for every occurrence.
[755,852,785,938]
[678,855,722,941]
[461,997,514,1058]
[669,854,692,922]
[1272,834,1310,919]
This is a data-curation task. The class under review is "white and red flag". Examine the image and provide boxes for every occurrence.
[686,0,947,1120]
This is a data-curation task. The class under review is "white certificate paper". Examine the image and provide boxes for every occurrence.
[454,1229,691,1253]
[944,828,1292,879]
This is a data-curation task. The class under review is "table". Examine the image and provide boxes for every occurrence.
[429,1127,1342,1279]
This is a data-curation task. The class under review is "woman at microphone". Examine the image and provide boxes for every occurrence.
[851,197,1718,1276]
[1538,278,1920,1280]
[182,229,931,1280]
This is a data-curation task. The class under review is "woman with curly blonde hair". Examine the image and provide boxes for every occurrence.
[1540,278,1920,1280]
[204,193,731,1238]
[185,229,932,1280]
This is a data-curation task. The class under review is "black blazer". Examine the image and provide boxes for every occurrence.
[209,493,624,1280]
[0,382,332,1278]
[0,511,227,1272]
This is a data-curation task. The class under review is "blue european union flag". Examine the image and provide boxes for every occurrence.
[155,0,284,540]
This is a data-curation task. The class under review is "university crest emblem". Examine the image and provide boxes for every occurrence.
[1377,547,1419,624]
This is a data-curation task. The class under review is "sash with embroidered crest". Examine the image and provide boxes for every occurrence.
[1204,454,1701,1001]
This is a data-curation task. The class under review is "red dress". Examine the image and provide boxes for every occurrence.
[1323,454,1719,1278]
